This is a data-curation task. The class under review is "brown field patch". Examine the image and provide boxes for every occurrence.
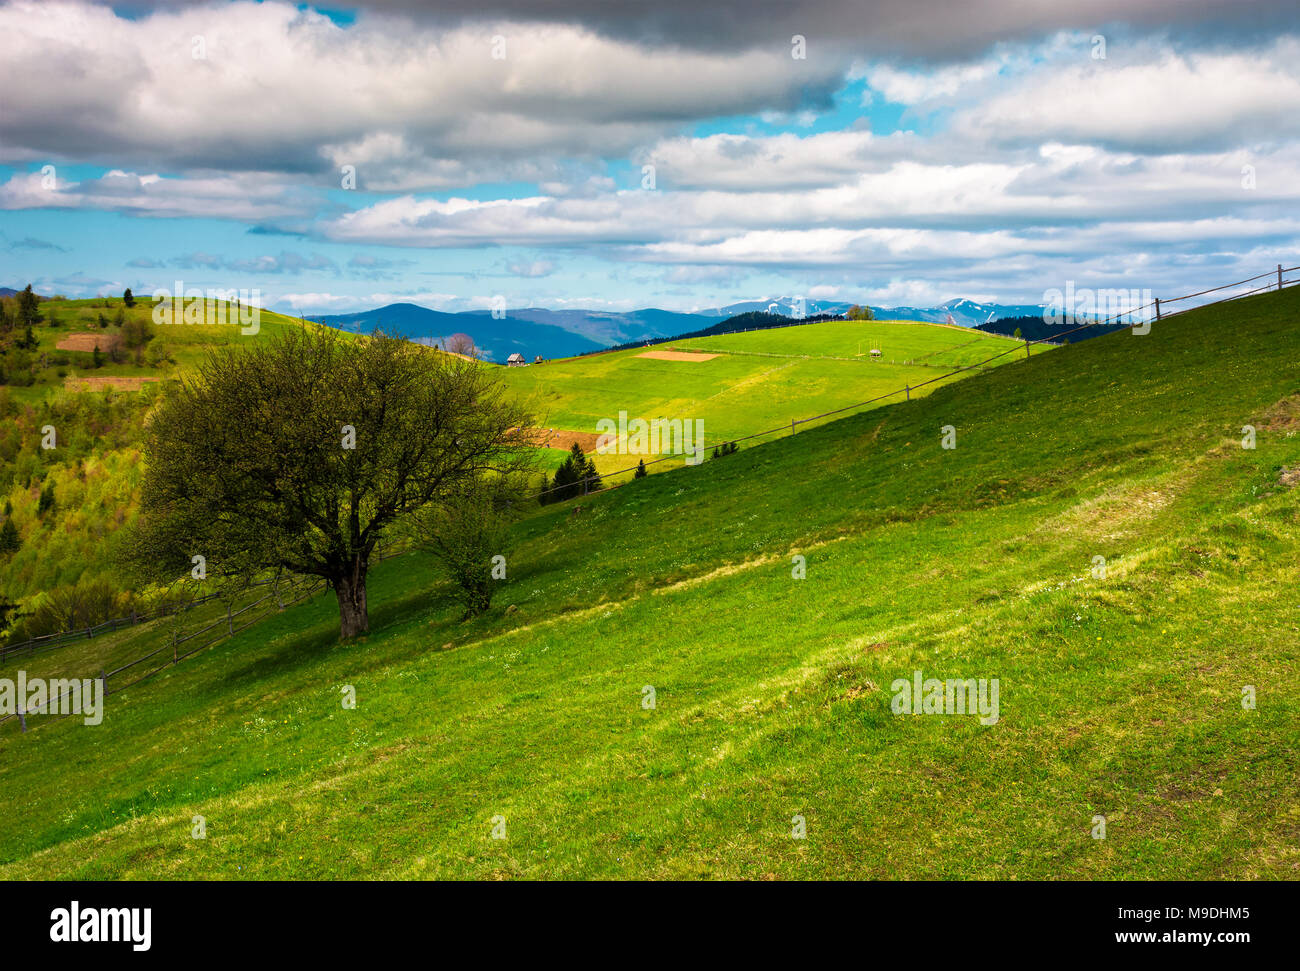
[522,428,605,452]
[636,349,719,362]
[56,332,122,353]
[64,376,161,392]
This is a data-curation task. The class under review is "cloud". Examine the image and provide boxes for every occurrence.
[0,1,841,188]
[0,168,317,221]
[958,38,1300,153]
[505,259,557,277]
[8,235,67,251]
[121,1,1300,59]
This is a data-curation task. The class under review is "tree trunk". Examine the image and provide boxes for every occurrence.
[333,565,369,640]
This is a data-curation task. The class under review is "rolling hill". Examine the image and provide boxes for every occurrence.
[312,303,605,362]
[2,283,1296,879]
[302,296,1065,361]
[500,316,1041,474]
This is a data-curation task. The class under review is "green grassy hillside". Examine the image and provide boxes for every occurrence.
[0,296,328,616]
[2,285,1296,879]
[500,318,1039,472]
[0,306,1014,616]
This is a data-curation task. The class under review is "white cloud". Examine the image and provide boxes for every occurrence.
[0,1,840,188]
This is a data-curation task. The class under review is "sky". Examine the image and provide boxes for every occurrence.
[2,0,1299,315]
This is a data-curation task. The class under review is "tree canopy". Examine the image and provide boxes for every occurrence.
[126,326,535,638]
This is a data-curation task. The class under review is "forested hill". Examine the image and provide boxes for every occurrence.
[976,314,1130,343]
[591,310,842,355]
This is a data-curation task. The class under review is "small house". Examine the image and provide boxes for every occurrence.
[869,348,882,359]
[506,353,526,367]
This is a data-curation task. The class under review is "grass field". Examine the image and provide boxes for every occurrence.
[500,318,1042,473]
[2,286,1296,879]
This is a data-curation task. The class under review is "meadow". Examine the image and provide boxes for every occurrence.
[500,318,1040,473]
[1,286,1296,879]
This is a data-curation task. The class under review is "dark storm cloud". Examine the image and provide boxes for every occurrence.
[131,0,1300,58]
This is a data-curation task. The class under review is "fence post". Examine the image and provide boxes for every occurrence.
[100,668,107,699]
[1154,297,1161,321]
[172,630,178,664]
[227,603,233,635]
[1280,264,1284,291]
[17,703,26,732]
[905,385,911,401]
[1024,340,1030,359]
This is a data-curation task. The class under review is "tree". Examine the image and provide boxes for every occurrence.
[16,285,42,330]
[0,594,20,643]
[125,326,536,639]
[145,339,169,368]
[97,312,108,329]
[123,288,135,308]
[122,317,154,350]
[409,473,525,617]
[0,516,19,555]
[92,344,103,368]
[634,459,647,479]
[543,443,601,503]
[1013,327,1023,340]
[38,483,56,515]
[444,333,477,358]
[113,307,125,328]
[846,304,875,321]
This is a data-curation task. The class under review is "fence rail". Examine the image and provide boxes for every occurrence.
[3,574,288,662]
[3,261,1296,731]
[534,262,1300,503]
[0,575,328,734]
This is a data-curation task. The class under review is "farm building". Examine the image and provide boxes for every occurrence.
[506,353,527,366]
[870,348,882,358]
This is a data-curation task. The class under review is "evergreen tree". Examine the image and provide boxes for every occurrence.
[544,443,602,503]
[0,516,19,555]
[634,459,647,479]
[123,288,135,307]
[0,594,20,639]
[97,312,108,328]
[92,344,103,368]
[16,284,42,329]
[37,483,55,516]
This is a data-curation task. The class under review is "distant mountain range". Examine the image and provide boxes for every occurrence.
[299,296,1055,363]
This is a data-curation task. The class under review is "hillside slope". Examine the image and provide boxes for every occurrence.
[1,286,1297,879]
[500,317,1037,474]
[0,296,336,616]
